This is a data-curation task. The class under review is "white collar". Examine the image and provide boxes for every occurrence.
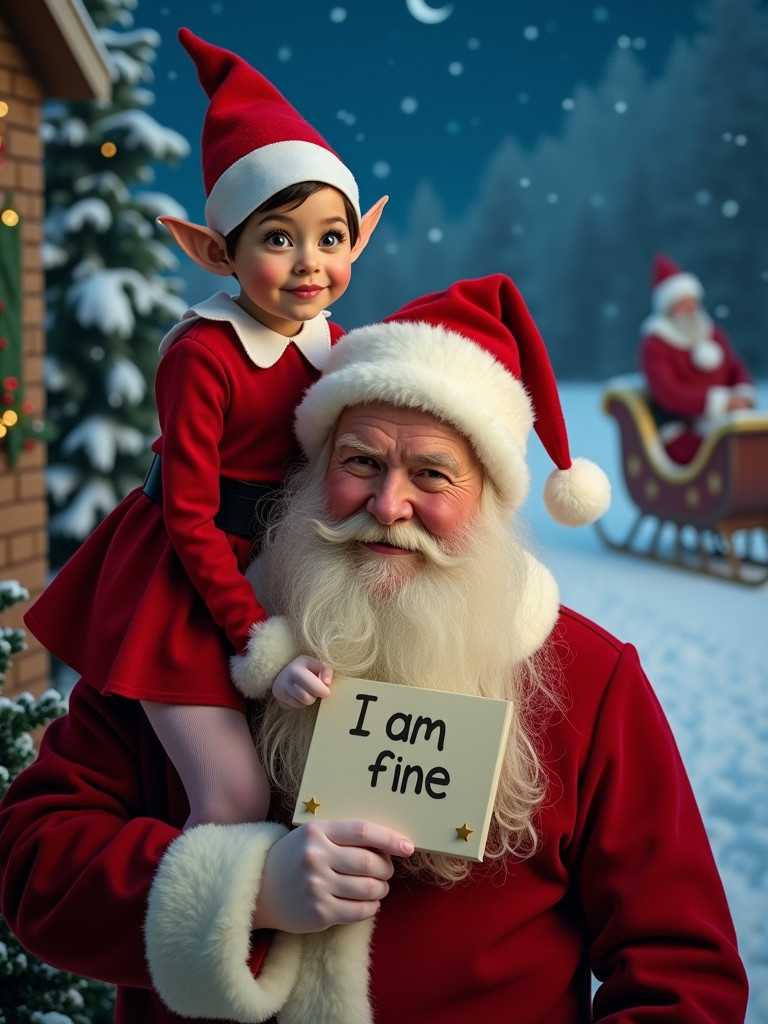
[159,291,333,370]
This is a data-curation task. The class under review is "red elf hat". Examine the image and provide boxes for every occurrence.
[178,28,361,236]
[295,274,611,526]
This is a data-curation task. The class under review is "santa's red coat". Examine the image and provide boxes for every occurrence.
[0,608,747,1023]
[640,323,755,461]
[23,298,344,708]
[641,324,753,419]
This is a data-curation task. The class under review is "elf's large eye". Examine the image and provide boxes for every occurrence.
[264,231,291,248]
[320,229,347,248]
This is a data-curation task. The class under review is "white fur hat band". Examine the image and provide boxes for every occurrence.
[295,274,611,526]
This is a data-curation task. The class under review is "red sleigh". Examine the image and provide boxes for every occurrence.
[595,377,768,586]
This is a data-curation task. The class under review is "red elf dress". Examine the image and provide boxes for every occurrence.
[24,291,344,710]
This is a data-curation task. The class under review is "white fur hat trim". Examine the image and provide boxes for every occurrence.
[653,271,703,315]
[296,318,534,511]
[206,139,361,236]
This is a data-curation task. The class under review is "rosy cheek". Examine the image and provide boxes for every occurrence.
[330,260,353,289]
[249,264,282,288]
[325,476,365,519]
[420,496,472,540]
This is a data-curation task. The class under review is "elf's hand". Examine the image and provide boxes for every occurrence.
[271,655,332,709]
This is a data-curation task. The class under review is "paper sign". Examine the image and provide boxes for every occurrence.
[292,676,513,861]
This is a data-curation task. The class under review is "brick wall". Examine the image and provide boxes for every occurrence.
[0,13,51,700]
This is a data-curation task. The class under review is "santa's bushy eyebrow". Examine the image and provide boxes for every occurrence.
[334,433,461,475]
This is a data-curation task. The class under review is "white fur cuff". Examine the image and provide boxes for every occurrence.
[230,616,300,699]
[146,820,378,1023]
[145,821,300,1022]
[280,920,376,1024]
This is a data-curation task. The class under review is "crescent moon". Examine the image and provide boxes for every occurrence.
[405,0,453,25]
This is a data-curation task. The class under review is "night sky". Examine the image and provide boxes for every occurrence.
[136,0,702,230]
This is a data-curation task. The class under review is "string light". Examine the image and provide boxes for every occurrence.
[100,141,117,158]
[1,208,18,227]
[0,101,6,168]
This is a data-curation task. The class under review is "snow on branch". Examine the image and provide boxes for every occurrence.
[54,117,89,146]
[63,198,113,234]
[46,464,83,505]
[69,266,174,336]
[41,241,68,270]
[101,26,161,53]
[49,479,119,540]
[97,109,189,161]
[75,171,131,204]
[134,192,187,220]
[107,358,147,406]
[61,414,145,471]
[107,48,154,87]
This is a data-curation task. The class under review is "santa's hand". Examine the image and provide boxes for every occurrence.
[271,655,333,709]
[252,819,414,934]
[727,395,754,411]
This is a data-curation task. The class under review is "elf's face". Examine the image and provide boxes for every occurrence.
[231,186,353,336]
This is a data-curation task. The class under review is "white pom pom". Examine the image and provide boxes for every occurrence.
[229,616,299,699]
[543,456,611,527]
[691,338,724,371]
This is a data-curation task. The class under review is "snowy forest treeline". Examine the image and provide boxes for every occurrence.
[331,0,768,380]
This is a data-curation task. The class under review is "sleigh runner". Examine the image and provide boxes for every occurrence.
[596,377,768,586]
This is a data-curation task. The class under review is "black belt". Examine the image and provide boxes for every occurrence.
[142,453,281,540]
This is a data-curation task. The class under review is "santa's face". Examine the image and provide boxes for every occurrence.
[669,295,700,318]
[324,403,484,590]
[666,295,712,345]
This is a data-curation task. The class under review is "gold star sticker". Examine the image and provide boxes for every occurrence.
[303,796,320,815]
[455,823,474,842]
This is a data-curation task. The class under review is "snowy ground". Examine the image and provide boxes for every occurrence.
[525,381,768,1022]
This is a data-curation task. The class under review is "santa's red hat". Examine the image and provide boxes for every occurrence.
[178,28,361,236]
[295,274,611,527]
[651,253,703,315]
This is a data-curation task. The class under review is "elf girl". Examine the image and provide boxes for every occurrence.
[24,28,385,828]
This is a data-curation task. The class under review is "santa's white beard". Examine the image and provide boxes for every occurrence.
[252,455,556,882]
[668,307,713,345]
[254,458,536,697]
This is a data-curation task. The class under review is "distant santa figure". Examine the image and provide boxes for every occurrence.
[639,253,756,464]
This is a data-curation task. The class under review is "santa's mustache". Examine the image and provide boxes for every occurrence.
[311,511,468,569]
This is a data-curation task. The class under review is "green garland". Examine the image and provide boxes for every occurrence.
[0,193,54,466]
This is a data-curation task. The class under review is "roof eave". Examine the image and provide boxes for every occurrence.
[4,0,112,101]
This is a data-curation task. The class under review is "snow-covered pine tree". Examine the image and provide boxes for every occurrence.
[0,579,115,1023]
[43,0,189,575]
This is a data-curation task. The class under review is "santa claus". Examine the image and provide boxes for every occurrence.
[0,276,748,1023]
[640,253,756,463]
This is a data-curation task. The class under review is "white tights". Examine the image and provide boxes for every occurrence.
[141,701,271,830]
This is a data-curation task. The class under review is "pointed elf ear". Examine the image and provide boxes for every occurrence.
[157,216,233,276]
[350,195,388,264]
